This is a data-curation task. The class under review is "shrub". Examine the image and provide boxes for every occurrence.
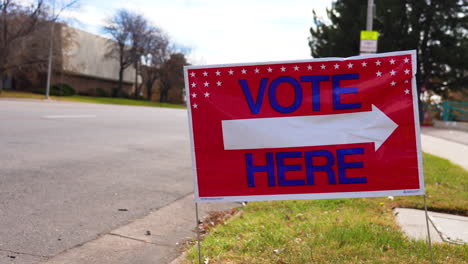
[111,88,129,98]
[95,88,109,97]
[50,83,75,96]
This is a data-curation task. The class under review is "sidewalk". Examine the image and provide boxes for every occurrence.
[394,127,468,244]
[38,195,238,264]
[420,127,468,170]
[421,126,468,146]
[395,208,468,244]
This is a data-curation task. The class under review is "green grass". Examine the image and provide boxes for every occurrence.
[185,153,468,264]
[0,90,50,100]
[0,91,186,109]
[392,153,468,215]
[60,95,185,108]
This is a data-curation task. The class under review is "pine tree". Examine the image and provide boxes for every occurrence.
[308,0,467,98]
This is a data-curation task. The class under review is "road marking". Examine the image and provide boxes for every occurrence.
[42,115,97,119]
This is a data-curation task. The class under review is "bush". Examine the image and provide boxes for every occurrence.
[34,83,76,96]
[50,83,75,96]
[111,88,129,98]
[95,88,109,97]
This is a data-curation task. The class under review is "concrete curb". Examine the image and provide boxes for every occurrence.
[168,252,187,264]
[40,194,238,264]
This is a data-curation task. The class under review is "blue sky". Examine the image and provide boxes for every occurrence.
[63,0,333,65]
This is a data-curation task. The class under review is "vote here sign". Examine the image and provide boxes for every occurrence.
[184,50,424,203]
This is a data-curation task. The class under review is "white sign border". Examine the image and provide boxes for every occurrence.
[184,50,425,203]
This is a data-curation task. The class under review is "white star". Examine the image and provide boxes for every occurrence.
[190,72,196,77]
[404,69,410,75]
[215,70,221,76]
[405,89,410,95]
[254,68,260,73]
[347,63,353,69]
[376,71,382,77]
[307,65,312,70]
[390,70,396,76]
[191,83,196,88]
[228,70,234,75]
[375,60,382,66]
[203,71,208,77]
[334,64,340,69]
[204,92,210,98]
[192,93,197,98]
[404,58,410,63]
[320,64,326,70]
[280,66,286,72]
[267,67,273,72]
[294,66,299,71]
[390,59,396,65]
[217,81,222,87]
[404,80,409,84]
[391,81,396,86]
[204,81,209,87]
[193,103,198,109]
[241,69,247,74]
[361,62,367,67]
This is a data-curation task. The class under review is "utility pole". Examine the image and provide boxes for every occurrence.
[360,0,377,55]
[366,0,374,31]
[45,0,55,99]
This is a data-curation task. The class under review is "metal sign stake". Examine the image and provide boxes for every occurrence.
[195,203,202,264]
[423,194,436,264]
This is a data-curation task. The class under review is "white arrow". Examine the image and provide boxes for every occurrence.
[222,105,398,151]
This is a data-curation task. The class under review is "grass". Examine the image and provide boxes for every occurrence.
[185,153,468,264]
[0,90,51,100]
[392,153,468,216]
[0,91,185,109]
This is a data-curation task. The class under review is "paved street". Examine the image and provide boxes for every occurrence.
[0,100,193,262]
[1,99,467,264]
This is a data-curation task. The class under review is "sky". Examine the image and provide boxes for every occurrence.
[62,0,333,65]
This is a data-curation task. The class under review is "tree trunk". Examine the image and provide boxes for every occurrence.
[160,88,168,103]
[417,2,436,124]
[146,80,153,101]
[117,67,124,97]
[134,61,139,98]
[0,70,3,94]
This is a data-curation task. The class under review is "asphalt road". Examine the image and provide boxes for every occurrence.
[0,100,193,261]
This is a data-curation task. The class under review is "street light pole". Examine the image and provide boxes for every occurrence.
[45,0,55,99]
[366,0,374,31]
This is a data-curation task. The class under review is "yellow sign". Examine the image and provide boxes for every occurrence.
[360,31,379,40]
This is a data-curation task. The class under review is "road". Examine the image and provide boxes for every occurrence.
[0,100,193,261]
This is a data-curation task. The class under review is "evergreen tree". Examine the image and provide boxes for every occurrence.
[309,0,467,98]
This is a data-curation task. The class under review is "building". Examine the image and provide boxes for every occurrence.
[2,24,185,103]
[53,25,138,96]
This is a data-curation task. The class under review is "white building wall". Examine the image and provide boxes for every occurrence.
[62,26,136,83]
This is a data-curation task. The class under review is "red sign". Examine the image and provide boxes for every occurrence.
[185,50,424,202]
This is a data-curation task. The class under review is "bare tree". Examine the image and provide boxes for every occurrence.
[102,9,134,97]
[127,13,152,98]
[103,9,190,101]
[140,29,170,100]
[0,0,47,92]
[103,9,153,98]
[158,52,188,103]
[0,0,78,93]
